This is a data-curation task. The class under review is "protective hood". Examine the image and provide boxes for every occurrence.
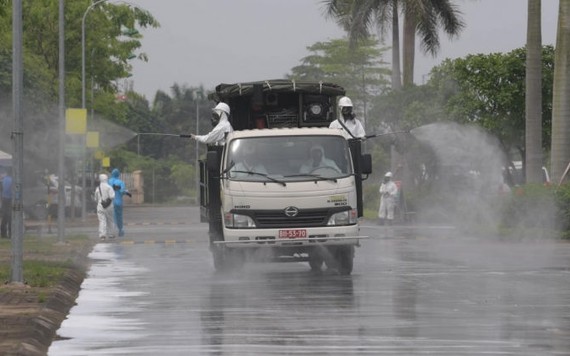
[99,174,108,183]
[213,102,230,115]
[310,144,325,156]
[338,96,353,108]
[111,168,120,178]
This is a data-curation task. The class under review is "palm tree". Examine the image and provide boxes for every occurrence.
[323,0,464,88]
[525,0,543,184]
[551,0,570,184]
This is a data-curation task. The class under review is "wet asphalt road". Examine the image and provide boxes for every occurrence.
[49,206,570,355]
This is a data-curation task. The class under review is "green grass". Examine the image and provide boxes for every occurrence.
[0,260,72,287]
[362,208,377,221]
[0,235,94,288]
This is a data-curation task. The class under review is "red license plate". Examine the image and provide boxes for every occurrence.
[279,229,307,239]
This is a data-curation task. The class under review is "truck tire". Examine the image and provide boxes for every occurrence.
[336,246,354,275]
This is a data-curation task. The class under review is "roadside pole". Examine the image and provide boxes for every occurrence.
[57,0,66,243]
[10,0,24,284]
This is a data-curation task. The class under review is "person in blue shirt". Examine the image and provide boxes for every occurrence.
[108,168,131,237]
[1,167,12,239]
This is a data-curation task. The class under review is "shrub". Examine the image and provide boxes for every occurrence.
[501,184,557,229]
[554,183,570,236]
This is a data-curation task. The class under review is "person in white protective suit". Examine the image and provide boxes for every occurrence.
[230,144,268,178]
[378,171,398,225]
[329,96,366,139]
[299,144,341,174]
[94,173,116,240]
[189,102,233,145]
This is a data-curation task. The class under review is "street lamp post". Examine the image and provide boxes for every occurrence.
[195,99,200,204]
[193,90,202,205]
[81,0,107,221]
[81,0,141,219]
[82,0,107,109]
[83,0,140,107]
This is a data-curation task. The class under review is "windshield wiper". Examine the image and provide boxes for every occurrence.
[285,173,338,183]
[230,170,287,186]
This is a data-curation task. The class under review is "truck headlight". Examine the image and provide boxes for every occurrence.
[327,209,357,226]
[224,212,256,228]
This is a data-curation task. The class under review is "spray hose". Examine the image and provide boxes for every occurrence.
[364,130,411,139]
[137,132,193,138]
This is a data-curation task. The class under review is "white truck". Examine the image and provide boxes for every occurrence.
[200,80,371,275]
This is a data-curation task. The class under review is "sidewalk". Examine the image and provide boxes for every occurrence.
[0,217,97,356]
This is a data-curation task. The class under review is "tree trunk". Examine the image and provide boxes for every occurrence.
[391,0,402,90]
[402,9,416,87]
[551,0,570,184]
[525,0,543,184]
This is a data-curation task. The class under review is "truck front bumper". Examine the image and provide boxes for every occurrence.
[217,225,367,248]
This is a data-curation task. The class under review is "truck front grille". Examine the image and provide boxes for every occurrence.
[255,209,328,228]
[228,207,352,229]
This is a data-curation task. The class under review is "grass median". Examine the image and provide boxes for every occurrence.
[0,235,95,300]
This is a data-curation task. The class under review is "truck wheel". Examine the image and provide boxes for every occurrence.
[336,246,354,275]
[308,250,324,272]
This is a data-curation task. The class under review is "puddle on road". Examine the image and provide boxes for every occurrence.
[49,243,150,356]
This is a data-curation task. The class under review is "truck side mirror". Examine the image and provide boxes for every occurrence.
[206,151,219,172]
[361,154,372,175]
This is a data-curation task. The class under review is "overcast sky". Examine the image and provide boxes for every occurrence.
[127,0,560,100]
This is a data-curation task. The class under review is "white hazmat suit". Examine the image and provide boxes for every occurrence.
[329,96,366,138]
[94,174,116,239]
[193,102,233,145]
[378,172,398,223]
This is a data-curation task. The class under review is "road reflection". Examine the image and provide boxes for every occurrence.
[200,269,355,354]
[393,241,419,340]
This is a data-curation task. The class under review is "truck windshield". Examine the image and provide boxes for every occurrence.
[225,136,353,182]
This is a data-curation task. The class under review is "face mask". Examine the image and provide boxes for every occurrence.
[341,107,353,120]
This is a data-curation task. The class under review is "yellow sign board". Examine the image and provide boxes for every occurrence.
[65,108,87,134]
[102,156,110,168]
[87,131,99,148]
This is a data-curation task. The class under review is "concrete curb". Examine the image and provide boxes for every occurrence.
[13,243,93,355]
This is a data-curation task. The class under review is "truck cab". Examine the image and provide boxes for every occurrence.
[200,80,371,274]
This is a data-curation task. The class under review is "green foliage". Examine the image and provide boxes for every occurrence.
[361,144,391,217]
[0,235,92,287]
[106,84,212,203]
[554,183,570,234]
[0,1,160,177]
[170,162,196,197]
[366,46,556,228]
[288,37,391,116]
[0,0,159,105]
[363,181,380,214]
[369,84,445,132]
[0,260,70,288]
[496,183,570,238]
[501,184,557,229]
[0,0,7,18]
[428,46,554,159]
[110,149,197,203]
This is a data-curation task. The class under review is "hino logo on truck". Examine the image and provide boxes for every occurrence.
[284,206,299,217]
